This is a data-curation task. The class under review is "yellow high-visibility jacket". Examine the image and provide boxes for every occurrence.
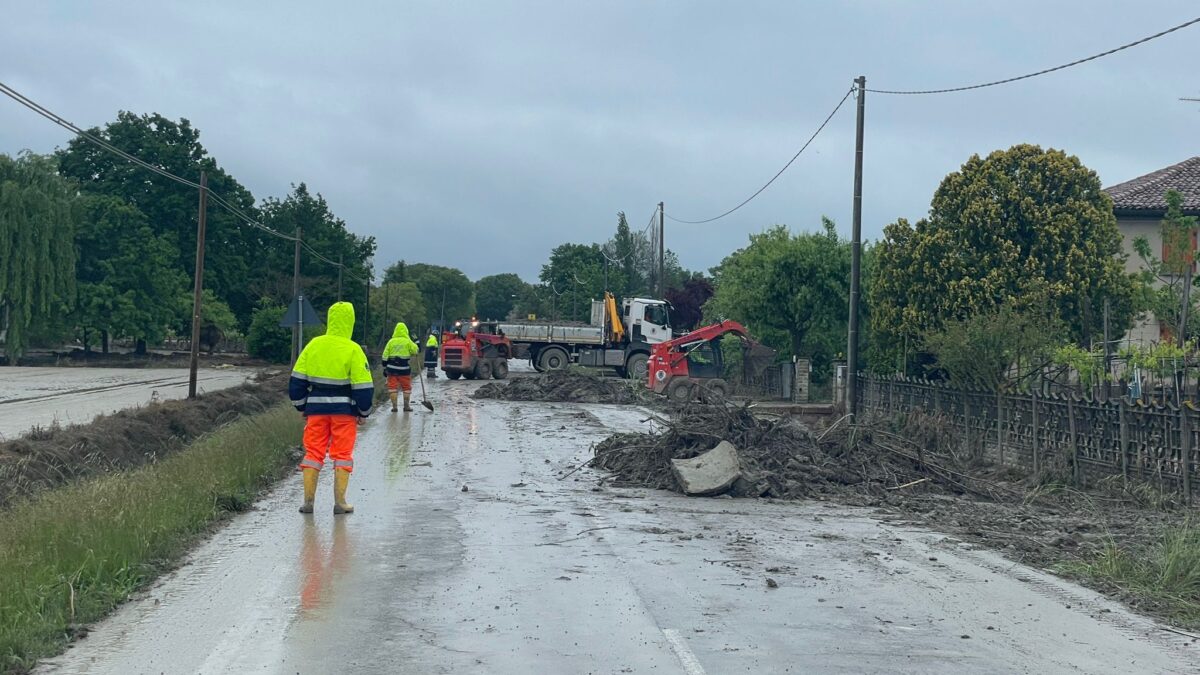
[289,302,374,417]
[382,322,419,376]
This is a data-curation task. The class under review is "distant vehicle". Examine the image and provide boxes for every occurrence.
[493,292,672,380]
[440,320,512,380]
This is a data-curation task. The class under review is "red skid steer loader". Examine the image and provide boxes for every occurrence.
[646,320,757,403]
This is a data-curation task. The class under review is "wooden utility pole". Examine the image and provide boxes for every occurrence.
[291,226,302,364]
[846,76,866,422]
[658,202,665,296]
[187,171,209,399]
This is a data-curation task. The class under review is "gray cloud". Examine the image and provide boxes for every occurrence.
[2,1,1196,281]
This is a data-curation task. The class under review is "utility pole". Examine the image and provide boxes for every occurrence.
[381,282,390,348]
[187,171,208,399]
[846,76,866,422]
[658,201,665,296]
[291,226,302,364]
[1103,297,1112,400]
[362,278,370,347]
[337,253,344,300]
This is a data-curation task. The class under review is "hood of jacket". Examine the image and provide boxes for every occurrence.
[392,322,410,340]
[326,302,355,339]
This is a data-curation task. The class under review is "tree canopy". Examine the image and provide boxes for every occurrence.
[475,273,531,321]
[706,218,853,382]
[384,262,473,325]
[0,153,78,361]
[73,195,188,349]
[871,144,1135,371]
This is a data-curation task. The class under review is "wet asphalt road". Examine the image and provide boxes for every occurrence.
[40,376,1198,674]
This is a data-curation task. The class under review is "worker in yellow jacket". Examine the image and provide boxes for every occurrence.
[424,332,439,378]
[382,322,419,412]
[289,302,374,515]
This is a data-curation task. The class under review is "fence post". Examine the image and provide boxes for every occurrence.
[996,390,1006,467]
[1031,391,1040,475]
[794,358,810,403]
[1181,405,1193,504]
[1118,402,1129,485]
[1068,397,1080,486]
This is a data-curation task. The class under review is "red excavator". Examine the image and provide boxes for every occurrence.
[646,320,757,402]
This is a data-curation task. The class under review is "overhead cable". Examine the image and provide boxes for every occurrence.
[664,86,855,224]
[868,16,1200,95]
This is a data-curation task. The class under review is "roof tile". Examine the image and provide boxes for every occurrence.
[1104,156,1200,213]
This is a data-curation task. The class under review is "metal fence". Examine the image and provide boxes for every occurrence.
[857,374,1199,500]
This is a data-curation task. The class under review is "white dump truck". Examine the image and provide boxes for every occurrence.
[496,293,672,380]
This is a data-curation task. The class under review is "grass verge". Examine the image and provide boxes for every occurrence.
[0,404,301,674]
[1061,522,1200,630]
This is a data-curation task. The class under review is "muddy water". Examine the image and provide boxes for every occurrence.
[39,379,1197,674]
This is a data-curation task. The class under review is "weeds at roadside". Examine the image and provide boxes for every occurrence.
[1061,522,1200,630]
[0,405,302,674]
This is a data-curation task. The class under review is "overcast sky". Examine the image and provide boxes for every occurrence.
[2,1,1197,282]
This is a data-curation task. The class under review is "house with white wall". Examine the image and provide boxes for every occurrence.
[1105,156,1200,345]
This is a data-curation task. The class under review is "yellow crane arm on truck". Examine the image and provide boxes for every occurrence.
[604,291,625,343]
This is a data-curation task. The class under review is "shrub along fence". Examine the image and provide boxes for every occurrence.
[857,374,1199,502]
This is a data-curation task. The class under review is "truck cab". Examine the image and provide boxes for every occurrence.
[622,298,672,345]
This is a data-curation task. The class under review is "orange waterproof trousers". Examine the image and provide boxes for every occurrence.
[300,414,357,473]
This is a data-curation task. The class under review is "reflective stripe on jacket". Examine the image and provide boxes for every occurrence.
[382,322,419,376]
[289,301,374,417]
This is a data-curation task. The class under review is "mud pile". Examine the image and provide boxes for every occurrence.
[473,369,652,405]
[0,371,289,508]
[593,404,1010,501]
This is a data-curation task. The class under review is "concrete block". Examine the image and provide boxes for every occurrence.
[671,441,741,496]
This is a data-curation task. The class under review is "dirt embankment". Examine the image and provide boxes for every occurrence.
[473,369,655,405]
[0,371,290,508]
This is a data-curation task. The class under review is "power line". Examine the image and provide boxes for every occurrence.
[665,86,856,224]
[868,16,1200,95]
[0,79,300,243]
[0,78,378,284]
[601,205,659,265]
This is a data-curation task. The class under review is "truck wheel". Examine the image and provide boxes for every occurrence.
[700,379,729,403]
[474,359,493,380]
[446,371,462,380]
[667,378,694,403]
[491,359,509,380]
[538,347,569,371]
[625,353,648,381]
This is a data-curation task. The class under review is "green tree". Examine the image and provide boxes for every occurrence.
[872,144,1134,371]
[475,273,532,320]
[368,282,427,350]
[56,112,272,325]
[923,302,1064,390]
[540,243,607,322]
[1133,190,1200,344]
[73,195,188,352]
[706,218,851,383]
[383,262,472,324]
[257,183,375,312]
[0,153,77,362]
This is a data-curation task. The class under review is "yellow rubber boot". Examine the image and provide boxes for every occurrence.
[333,469,354,514]
[299,468,318,514]
[389,392,398,412]
[402,392,413,412]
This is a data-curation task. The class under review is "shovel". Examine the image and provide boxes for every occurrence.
[417,366,435,412]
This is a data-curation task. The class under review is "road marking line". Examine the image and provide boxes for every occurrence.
[662,628,707,675]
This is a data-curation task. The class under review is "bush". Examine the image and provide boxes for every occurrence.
[247,304,291,363]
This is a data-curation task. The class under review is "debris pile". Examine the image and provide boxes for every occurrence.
[592,403,1002,501]
[473,369,652,405]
